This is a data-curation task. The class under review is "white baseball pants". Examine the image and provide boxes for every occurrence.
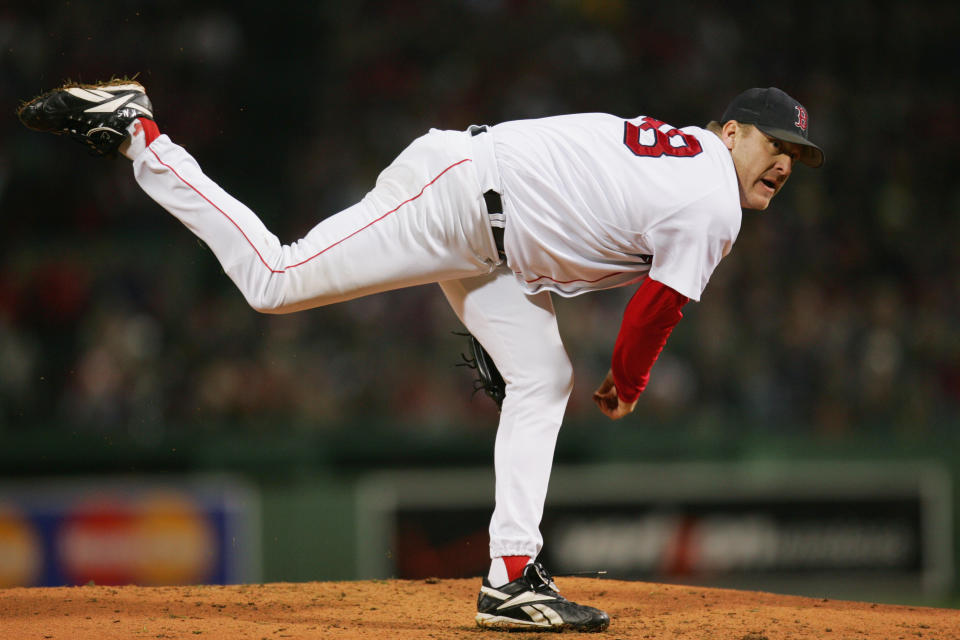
[132,128,573,560]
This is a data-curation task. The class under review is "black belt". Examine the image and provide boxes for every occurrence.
[470,125,505,258]
[484,190,505,258]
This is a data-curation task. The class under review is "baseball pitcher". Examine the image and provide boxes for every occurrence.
[19,82,823,631]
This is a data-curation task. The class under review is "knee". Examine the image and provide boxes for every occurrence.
[245,292,281,314]
[241,272,312,314]
[549,355,575,401]
[244,288,292,315]
[251,302,286,315]
[515,351,573,404]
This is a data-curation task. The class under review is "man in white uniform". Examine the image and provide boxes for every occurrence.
[19,83,823,632]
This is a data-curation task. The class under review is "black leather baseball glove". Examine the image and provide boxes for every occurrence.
[456,332,505,411]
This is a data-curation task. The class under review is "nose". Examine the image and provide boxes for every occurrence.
[776,153,794,176]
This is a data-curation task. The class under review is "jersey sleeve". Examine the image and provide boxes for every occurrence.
[611,277,689,403]
[644,195,739,301]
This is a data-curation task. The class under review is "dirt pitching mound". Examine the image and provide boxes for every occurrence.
[1,578,957,639]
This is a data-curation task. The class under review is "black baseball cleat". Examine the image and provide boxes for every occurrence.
[475,562,610,632]
[17,80,153,156]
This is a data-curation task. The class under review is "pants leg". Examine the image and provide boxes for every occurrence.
[440,266,573,559]
[132,130,500,313]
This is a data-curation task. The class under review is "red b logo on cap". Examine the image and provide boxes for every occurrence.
[794,105,808,132]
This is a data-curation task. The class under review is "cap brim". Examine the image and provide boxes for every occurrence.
[756,125,825,168]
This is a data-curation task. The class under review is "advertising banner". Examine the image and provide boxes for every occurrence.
[356,462,953,599]
[0,475,260,587]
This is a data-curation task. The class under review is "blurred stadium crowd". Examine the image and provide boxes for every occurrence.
[0,1,957,444]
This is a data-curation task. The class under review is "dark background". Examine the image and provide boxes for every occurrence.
[1,0,958,599]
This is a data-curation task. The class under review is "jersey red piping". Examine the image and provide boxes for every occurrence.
[522,270,626,285]
[149,146,473,274]
[285,158,473,269]
[149,145,283,273]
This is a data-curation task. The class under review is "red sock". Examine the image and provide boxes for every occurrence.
[503,555,530,582]
[137,117,160,146]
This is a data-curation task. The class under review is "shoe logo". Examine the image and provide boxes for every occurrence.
[479,586,509,601]
[520,604,564,626]
[498,591,557,609]
[65,86,152,117]
[85,94,138,114]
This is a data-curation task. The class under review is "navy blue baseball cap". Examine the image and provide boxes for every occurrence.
[722,87,825,168]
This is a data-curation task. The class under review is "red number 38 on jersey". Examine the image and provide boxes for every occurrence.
[623,116,703,158]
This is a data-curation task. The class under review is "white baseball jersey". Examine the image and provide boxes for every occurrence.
[128,111,742,563]
[490,114,742,301]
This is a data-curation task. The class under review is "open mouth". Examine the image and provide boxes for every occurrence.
[760,178,777,192]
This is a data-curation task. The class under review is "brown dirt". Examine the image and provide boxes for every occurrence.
[1,578,957,639]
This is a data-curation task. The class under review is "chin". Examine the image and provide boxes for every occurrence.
[742,198,771,211]
[750,190,775,210]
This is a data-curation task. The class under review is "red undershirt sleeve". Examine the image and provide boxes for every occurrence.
[611,277,689,403]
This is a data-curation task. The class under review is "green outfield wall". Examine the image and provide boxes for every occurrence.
[2,422,957,607]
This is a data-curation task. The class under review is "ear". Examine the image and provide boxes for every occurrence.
[720,120,738,151]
